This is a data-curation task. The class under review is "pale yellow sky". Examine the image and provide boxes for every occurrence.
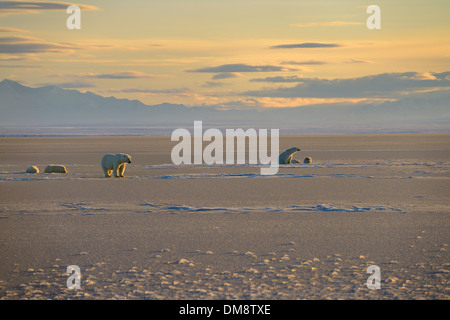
[1,0,449,107]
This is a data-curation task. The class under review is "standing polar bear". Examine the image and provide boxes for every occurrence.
[101,153,132,178]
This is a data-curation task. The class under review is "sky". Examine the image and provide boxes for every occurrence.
[1,0,449,108]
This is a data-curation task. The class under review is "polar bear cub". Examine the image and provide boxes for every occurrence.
[101,153,132,178]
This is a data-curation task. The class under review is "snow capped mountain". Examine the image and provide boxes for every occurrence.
[1,79,449,134]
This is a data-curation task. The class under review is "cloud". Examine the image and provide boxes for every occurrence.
[187,63,294,73]
[433,71,450,80]
[290,21,363,27]
[199,97,380,110]
[346,59,375,64]
[0,33,125,55]
[86,71,157,79]
[0,54,37,61]
[244,72,450,99]
[202,81,225,88]
[270,43,341,49]
[0,42,74,53]
[0,34,75,54]
[211,72,241,80]
[47,71,167,88]
[281,60,327,65]
[250,75,305,83]
[409,72,450,80]
[39,80,96,89]
[0,64,41,68]
[0,35,41,43]
[0,27,29,33]
[0,1,99,16]
[109,88,191,95]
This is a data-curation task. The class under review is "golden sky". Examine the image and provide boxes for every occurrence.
[1,0,449,108]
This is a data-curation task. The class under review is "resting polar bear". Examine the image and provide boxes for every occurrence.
[101,153,131,178]
[44,164,68,173]
[279,147,301,164]
[26,166,39,174]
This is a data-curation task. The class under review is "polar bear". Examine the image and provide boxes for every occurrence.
[304,157,312,164]
[26,166,39,174]
[101,153,132,178]
[44,164,68,173]
[279,147,301,164]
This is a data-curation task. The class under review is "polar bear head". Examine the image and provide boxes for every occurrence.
[119,153,132,164]
[286,147,300,154]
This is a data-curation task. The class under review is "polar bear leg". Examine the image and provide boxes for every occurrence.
[103,166,112,177]
[113,163,120,177]
[118,163,126,177]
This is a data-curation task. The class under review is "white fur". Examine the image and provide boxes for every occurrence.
[101,153,132,178]
[26,166,39,174]
[44,164,67,173]
[278,147,300,164]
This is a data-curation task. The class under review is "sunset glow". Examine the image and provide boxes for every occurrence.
[1,0,449,108]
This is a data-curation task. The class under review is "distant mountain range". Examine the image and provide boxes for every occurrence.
[0,79,449,135]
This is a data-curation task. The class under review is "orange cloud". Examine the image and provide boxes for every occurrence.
[0,1,99,16]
